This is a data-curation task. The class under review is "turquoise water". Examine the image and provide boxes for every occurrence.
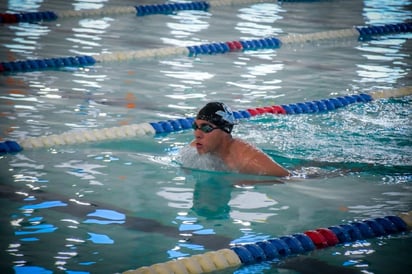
[0,0,411,273]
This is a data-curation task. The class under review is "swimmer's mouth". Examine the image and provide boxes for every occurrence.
[195,142,204,151]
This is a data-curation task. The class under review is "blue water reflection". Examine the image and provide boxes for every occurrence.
[84,209,126,224]
[14,266,53,274]
[20,200,67,210]
[87,232,114,244]
[0,0,411,273]
[15,224,58,235]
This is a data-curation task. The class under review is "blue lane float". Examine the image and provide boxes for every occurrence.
[1,86,411,154]
[139,93,372,135]
[356,23,412,38]
[136,1,210,16]
[1,22,411,74]
[0,140,23,153]
[0,55,96,73]
[230,215,408,266]
[121,213,411,273]
[0,11,58,23]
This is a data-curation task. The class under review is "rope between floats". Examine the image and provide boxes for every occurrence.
[369,86,412,99]
[280,28,358,44]
[0,86,411,153]
[122,212,412,274]
[127,249,242,274]
[18,123,155,150]
[95,47,190,62]
[57,6,136,19]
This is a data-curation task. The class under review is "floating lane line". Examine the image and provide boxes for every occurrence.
[0,86,411,154]
[121,211,412,274]
[0,1,295,23]
[0,22,411,74]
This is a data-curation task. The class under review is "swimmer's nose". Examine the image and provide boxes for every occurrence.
[194,129,205,139]
[194,130,202,138]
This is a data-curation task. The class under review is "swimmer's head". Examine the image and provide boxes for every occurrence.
[196,102,236,134]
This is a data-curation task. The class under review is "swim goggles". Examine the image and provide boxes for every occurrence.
[192,122,219,133]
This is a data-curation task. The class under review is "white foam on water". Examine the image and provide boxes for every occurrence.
[175,145,230,172]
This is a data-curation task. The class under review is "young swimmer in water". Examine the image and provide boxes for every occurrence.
[189,102,291,177]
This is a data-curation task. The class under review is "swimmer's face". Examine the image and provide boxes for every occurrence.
[192,119,225,154]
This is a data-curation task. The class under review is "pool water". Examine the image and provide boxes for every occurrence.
[0,0,411,273]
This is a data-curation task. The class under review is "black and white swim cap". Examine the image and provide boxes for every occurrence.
[196,102,236,134]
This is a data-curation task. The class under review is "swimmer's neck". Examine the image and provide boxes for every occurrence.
[212,136,236,160]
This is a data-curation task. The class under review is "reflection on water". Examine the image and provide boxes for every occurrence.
[363,0,412,25]
[163,10,211,46]
[67,17,113,56]
[7,1,41,11]
[4,24,50,55]
[356,38,411,84]
[236,3,284,37]
[357,0,412,86]
[0,0,411,273]
[73,0,107,11]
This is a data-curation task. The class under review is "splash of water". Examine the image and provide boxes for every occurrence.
[175,145,229,172]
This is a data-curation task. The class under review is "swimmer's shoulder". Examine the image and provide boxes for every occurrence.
[229,139,264,164]
[232,138,264,154]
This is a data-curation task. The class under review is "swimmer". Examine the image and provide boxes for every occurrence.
[190,102,291,177]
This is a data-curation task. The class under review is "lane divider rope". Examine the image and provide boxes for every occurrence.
[0,1,314,24]
[1,86,411,154]
[0,22,411,74]
[121,212,412,274]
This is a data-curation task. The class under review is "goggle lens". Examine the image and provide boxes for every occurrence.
[192,123,218,133]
